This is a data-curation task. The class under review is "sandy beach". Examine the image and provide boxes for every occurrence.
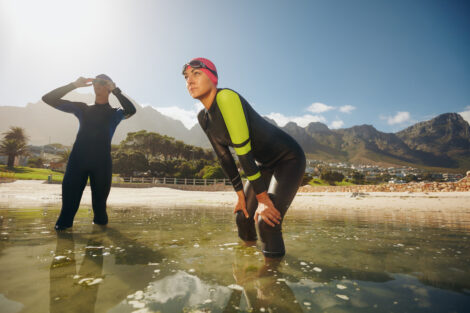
[1,180,470,215]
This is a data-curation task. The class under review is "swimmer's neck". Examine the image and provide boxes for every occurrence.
[95,94,110,105]
[199,88,217,110]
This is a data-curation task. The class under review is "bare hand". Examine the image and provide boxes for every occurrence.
[105,80,116,92]
[254,192,281,227]
[73,77,93,88]
[234,190,249,218]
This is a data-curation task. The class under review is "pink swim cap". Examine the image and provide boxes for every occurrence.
[188,57,218,87]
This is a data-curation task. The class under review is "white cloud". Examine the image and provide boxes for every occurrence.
[383,111,411,125]
[459,106,470,124]
[307,102,334,113]
[330,120,344,129]
[266,112,326,127]
[339,105,356,113]
[151,100,358,130]
[155,102,203,129]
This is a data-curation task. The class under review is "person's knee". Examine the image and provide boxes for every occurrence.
[236,211,256,241]
[258,218,282,234]
[235,210,250,227]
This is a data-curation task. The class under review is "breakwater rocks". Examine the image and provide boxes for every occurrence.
[299,171,470,193]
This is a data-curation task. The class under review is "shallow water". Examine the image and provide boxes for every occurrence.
[0,206,469,313]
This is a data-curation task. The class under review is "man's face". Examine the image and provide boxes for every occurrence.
[93,79,110,96]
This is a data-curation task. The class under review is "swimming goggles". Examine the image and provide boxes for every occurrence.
[182,60,218,77]
[92,78,109,86]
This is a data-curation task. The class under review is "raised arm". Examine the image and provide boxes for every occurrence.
[42,77,92,114]
[111,88,136,119]
[42,83,76,108]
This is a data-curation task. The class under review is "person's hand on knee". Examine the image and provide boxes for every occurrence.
[234,190,249,218]
[254,192,281,227]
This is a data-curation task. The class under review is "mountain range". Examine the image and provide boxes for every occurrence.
[283,113,469,171]
[0,91,207,148]
[1,92,469,171]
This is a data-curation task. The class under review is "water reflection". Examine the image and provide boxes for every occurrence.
[50,230,103,313]
[49,225,164,313]
[230,249,303,312]
[0,206,469,313]
[112,249,303,313]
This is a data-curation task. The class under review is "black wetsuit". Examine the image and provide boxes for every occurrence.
[42,83,136,229]
[198,88,306,258]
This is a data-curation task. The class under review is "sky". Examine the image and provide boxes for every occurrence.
[1,0,469,132]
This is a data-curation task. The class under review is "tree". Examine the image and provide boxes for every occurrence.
[59,149,71,163]
[0,127,28,168]
[28,156,45,168]
[194,159,213,173]
[352,171,365,184]
[175,161,196,178]
[320,170,344,185]
[378,173,391,183]
[112,151,148,176]
[198,165,225,179]
[301,172,312,186]
[404,174,418,183]
[128,152,149,173]
[174,140,186,159]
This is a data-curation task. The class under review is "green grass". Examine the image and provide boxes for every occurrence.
[309,178,330,186]
[0,165,64,182]
[309,178,355,186]
[335,180,355,186]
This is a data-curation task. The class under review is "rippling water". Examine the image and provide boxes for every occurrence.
[0,206,469,313]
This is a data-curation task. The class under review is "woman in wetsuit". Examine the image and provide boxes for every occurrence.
[42,75,136,230]
[182,58,306,259]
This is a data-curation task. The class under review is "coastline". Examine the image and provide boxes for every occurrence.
[1,179,469,210]
[1,180,470,229]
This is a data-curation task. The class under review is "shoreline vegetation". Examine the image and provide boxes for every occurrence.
[0,165,64,182]
[1,165,470,192]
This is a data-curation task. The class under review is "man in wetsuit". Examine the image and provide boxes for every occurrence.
[182,58,306,259]
[42,75,136,230]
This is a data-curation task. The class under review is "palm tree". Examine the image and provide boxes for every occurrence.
[0,127,29,168]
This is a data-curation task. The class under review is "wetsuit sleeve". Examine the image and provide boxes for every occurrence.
[41,83,85,116]
[112,88,136,119]
[216,89,266,194]
[198,110,243,191]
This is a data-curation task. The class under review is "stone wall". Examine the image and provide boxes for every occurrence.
[299,171,470,193]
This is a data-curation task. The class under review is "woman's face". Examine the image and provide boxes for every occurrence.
[184,67,214,99]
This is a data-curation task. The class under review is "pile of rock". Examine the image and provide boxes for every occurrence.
[299,171,470,193]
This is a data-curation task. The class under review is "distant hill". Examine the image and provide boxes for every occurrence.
[396,113,470,170]
[1,92,469,171]
[277,113,469,171]
[0,91,209,147]
[396,113,470,153]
